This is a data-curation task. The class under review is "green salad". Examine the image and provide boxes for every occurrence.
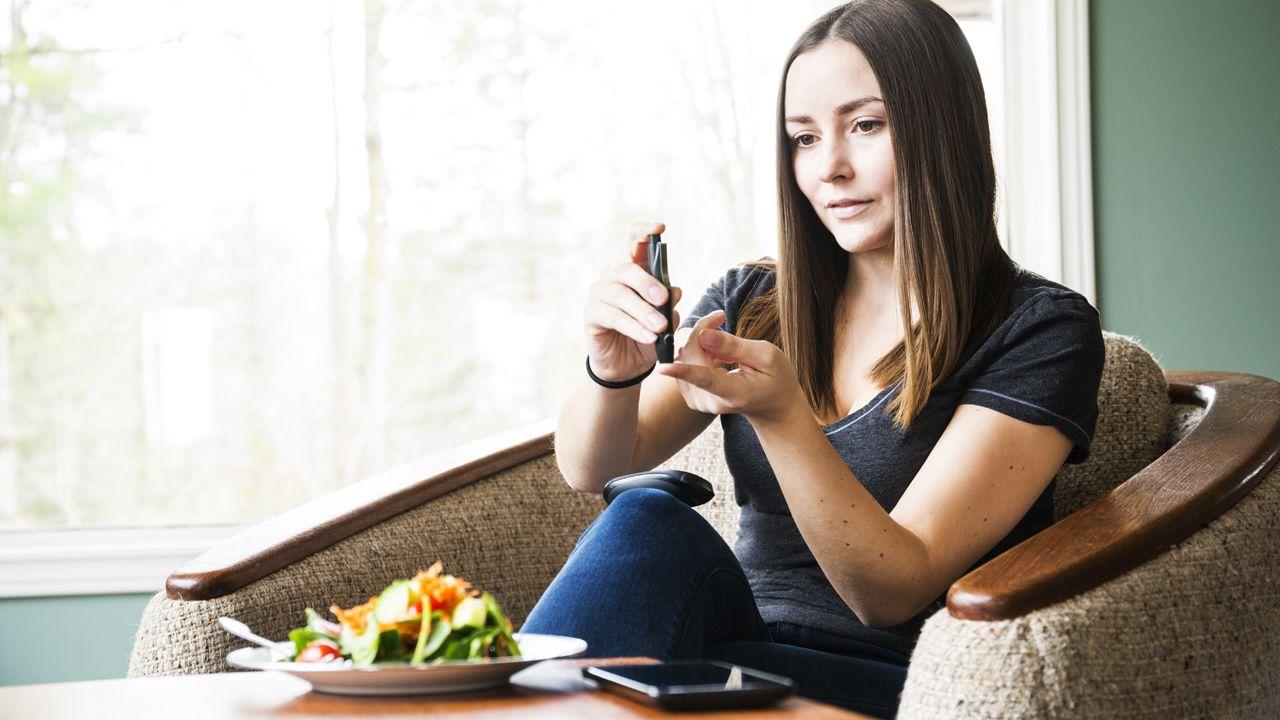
[283,562,521,665]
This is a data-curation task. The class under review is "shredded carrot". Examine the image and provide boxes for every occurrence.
[331,596,377,635]
[329,562,485,638]
[411,563,477,622]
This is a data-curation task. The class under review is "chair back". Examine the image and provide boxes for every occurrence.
[1053,332,1168,519]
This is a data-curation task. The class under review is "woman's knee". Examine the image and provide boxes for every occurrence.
[608,486,690,517]
[601,486,725,548]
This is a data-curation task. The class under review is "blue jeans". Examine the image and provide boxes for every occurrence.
[521,488,910,719]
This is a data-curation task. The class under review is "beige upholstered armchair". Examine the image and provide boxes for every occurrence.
[129,333,1280,718]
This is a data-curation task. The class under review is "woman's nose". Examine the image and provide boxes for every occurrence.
[819,137,854,184]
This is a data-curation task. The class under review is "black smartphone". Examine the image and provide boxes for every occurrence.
[583,660,794,711]
[646,232,676,363]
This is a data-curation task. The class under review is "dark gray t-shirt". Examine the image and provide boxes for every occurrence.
[678,260,1105,657]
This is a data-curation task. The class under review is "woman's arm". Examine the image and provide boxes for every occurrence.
[554,375,644,493]
[751,397,1071,629]
[654,323,1075,627]
[556,328,718,494]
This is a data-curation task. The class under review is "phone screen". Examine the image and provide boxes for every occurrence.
[589,661,792,693]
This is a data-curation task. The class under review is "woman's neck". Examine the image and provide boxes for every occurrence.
[841,244,897,317]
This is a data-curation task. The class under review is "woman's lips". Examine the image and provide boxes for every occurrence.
[829,201,871,220]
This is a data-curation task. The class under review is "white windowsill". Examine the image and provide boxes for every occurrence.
[0,526,243,598]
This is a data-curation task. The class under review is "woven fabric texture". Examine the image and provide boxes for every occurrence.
[668,419,740,546]
[1052,332,1169,519]
[127,453,603,678]
[1169,400,1205,449]
[898,442,1280,719]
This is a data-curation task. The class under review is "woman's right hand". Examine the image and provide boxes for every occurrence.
[584,221,685,383]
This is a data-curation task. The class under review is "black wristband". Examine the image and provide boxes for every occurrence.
[586,356,655,389]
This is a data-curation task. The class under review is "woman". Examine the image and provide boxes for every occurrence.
[523,0,1104,716]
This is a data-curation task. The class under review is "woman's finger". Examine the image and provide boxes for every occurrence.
[627,221,666,265]
[657,360,734,404]
[676,310,726,365]
[697,327,772,372]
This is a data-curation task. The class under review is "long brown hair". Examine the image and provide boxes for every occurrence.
[735,0,1018,430]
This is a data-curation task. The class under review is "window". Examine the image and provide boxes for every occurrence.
[0,0,1089,593]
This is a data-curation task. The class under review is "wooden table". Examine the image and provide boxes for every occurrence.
[0,657,871,719]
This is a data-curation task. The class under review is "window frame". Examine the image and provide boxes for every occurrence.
[999,0,1097,305]
[2,0,1094,598]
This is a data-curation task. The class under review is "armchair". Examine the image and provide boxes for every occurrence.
[128,333,1280,718]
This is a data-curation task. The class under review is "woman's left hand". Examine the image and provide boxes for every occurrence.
[655,325,807,425]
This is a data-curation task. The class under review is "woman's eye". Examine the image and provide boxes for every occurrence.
[791,121,882,149]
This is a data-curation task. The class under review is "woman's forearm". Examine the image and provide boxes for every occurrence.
[554,376,643,494]
[748,399,933,628]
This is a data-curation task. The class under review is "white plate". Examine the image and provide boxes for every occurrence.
[226,632,588,696]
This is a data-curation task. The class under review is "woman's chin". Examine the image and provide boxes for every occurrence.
[832,231,892,256]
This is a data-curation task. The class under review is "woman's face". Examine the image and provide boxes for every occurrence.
[785,39,896,256]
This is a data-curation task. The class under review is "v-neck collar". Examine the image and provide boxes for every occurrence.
[822,381,901,435]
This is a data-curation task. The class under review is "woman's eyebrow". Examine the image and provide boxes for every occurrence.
[785,96,883,125]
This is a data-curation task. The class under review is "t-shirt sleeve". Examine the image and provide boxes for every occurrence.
[678,261,771,335]
[678,272,731,332]
[957,292,1105,464]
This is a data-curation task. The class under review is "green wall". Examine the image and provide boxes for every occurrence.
[0,594,153,685]
[1092,0,1280,380]
[4,0,1278,690]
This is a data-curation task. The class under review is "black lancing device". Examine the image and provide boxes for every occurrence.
[602,469,714,508]
[646,232,675,363]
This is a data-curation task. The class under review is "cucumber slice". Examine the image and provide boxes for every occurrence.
[343,621,382,666]
[453,596,487,630]
[373,580,414,625]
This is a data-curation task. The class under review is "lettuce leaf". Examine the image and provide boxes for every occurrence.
[482,592,521,657]
[288,628,326,658]
[376,628,407,662]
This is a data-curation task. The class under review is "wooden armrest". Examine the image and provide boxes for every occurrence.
[947,371,1280,621]
[166,418,559,600]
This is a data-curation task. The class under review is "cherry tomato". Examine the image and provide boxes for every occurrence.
[296,640,341,663]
